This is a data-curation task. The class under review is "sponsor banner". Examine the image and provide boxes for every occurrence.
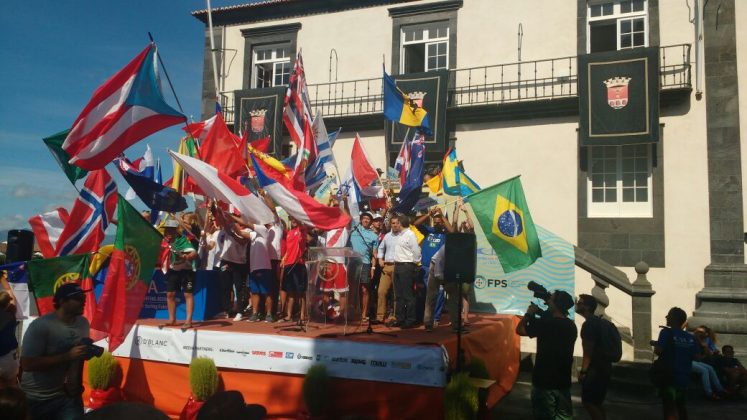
[471,224,576,316]
[103,324,447,387]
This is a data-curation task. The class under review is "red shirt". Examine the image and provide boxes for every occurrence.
[282,226,306,266]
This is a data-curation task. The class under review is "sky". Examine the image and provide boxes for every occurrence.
[0,0,240,239]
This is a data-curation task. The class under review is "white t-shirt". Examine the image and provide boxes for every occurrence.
[268,222,283,261]
[204,230,223,269]
[249,225,272,271]
[220,228,249,264]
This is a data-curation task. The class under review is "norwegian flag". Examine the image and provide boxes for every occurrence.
[62,43,185,170]
[27,208,70,258]
[55,170,118,256]
[283,53,318,190]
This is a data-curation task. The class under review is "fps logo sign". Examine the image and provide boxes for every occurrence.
[474,275,507,289]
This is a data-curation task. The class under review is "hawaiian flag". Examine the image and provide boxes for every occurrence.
[55,170,118,256]
[28,208,70,258]
[283,53,317,190]
[250,154,350,231]
[62,43,185,170]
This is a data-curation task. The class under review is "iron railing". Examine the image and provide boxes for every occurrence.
[220,44,691,124]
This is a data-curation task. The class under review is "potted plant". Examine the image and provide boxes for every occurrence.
[299,364,330,419]
[444,372,478,420]
[87,352,123,410]
[180,357,219,420]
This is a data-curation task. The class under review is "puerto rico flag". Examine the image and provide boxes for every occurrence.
[62,43,186,170]
[27,208,70,258]
[55,169,118,256]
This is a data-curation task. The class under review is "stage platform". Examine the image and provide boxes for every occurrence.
[84,314,520,419]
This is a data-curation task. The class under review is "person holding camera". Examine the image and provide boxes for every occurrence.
[20,283,92,420]
[515,288,577,420]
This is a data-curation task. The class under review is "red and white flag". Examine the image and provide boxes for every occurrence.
[199,113,247,178]
[169,151,274,225]
[62,43,185,170]
[183,114,217,143]
[351,135,383,197]
[284,53,317,191]
[27,208,70,258]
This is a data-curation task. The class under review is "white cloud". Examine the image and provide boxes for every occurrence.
[0,214,26,232]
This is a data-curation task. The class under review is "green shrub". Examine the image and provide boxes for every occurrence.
[465,357,490,380]
[303,364,330,416]
[87,352,118,390]
[189,357,219,401]
[444,372,478,420]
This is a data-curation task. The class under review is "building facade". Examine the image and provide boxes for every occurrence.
[193,0,747,356]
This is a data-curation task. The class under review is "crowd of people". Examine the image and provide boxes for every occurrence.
[156,189,477,332]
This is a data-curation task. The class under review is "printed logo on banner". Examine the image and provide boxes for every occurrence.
[268,351,283,358]
[474,275,507,289]
[604,77,631,110]
[251,350,266,356]
[297,353,313,361]
[332,357,348,363]
[285,352,294,359]
[391,361,412,369]
[370,360,387,368]
[350,358,366,365]
[135,337,168,347]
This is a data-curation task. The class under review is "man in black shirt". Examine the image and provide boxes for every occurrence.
[575,294,610,420]
[516,290,577,420]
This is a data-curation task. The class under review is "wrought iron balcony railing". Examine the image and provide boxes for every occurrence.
[221,44,691,124]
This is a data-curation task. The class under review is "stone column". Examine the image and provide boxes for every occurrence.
[689,0,747,354]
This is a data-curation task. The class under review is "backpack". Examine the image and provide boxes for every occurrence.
[595,316,623,363]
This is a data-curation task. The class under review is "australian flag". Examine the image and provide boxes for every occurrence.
[115,155,187,214]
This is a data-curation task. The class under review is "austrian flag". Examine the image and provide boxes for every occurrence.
[63,43,185,170]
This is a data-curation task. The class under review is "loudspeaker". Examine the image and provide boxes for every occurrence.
[444,232,477,284]
[6,229,34,263]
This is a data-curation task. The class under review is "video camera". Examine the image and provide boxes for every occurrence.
[79,337,105,360]
[527,281,552,302]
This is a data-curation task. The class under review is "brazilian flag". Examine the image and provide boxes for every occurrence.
[468,176,541,273]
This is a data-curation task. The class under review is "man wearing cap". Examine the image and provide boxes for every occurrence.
[163,219,198,329]
[348,211,379,320]
[20,283,91,420]
[516,290,578,420]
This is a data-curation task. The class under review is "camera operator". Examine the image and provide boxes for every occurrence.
[20,283,91,420]
[516,287,577,420]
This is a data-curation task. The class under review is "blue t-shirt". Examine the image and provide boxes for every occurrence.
[657,328,698,388]
[348,222,379,263]
[418,225,446,268]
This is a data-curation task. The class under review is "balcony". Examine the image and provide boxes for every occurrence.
[221,44,691,125]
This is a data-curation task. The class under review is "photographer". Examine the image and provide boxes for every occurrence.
[20,283,92,420]
[516,286,577,420]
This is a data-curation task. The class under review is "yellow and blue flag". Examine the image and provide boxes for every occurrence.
[468,176,541,273]
[442,147,480,196]
[383,71,431,132]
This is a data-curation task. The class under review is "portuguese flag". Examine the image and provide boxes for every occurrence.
[27,253,92,315]
[92,196,162,351]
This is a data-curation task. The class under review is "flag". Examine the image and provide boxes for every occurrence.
[124,145,155,201]
[169,151,275,225]
[394,138,410,188]
[424,173,443,194]
[312,113,337,173]
[468,176,541,273]
[55,170,118,257]
[115,157,187,213]
[392,132,426,213]
[251,154,351,230]
[26,254,91,315]
[151,159,164,225]
[200,112,247,178]
[62,43,186,170]
[0,262,31,318]
[350,134,383,197]
[383,71,430,132]
[170,136,202,195]
[183,114,217,143]
[28,208,70,258]
[339,165,361,220]
[92,197,162,352]
[248,143,289,176]
[284,53,317,191]
[443,147,481,196]
[43,129,88,184]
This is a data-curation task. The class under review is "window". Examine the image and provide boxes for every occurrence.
[401,22,449,73]
[253,44,291,88]
[588,1,647,53]
[588,144,652,217]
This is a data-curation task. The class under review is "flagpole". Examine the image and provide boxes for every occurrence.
[147,32,194,139]
[205,0,222,107]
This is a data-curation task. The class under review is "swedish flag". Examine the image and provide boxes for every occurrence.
[468,176,541,273]
[383,71,431,131]
[442,147,481,196]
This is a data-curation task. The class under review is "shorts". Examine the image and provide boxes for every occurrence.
[249,269,275,295]
[581,369,610,404]
[350,260,372,285]
[167,269,195,293]
[319,262,349,292]
[282,264,308,293]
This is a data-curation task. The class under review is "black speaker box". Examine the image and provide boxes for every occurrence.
[6,229,34,263]
[444,232,477,284]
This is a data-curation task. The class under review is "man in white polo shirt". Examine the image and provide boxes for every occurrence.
[385,214,421,329]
